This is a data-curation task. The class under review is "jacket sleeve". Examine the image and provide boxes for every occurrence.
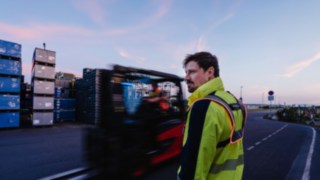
[178,100,219,180]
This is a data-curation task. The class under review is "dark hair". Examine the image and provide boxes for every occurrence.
[183,51,219,77]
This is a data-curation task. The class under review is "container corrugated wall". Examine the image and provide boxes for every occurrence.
[31,48,56,126]
[75,69,112,124]
[54,72,76,122]
[0,39,22,128]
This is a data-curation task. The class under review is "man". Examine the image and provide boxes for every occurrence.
[177,52,246,180]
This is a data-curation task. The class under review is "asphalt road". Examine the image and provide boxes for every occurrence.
[0,123,89,180]
[0,111,319,180]
[243,111,319,180]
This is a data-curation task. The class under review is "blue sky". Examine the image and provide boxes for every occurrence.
[1,0,319,105]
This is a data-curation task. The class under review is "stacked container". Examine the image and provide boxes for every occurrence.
[0,39,22,128]
[31,48,56,126]
[75,68,111,124]
[20,82,32,126]
[54,72,76,122]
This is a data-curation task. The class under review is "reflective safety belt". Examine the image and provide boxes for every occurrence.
[201,92,247,148]
[210,154,244,174]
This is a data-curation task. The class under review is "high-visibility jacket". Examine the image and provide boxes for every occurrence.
[178,77,247,180]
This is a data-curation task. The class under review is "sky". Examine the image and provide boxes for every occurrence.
[1,0,319,105]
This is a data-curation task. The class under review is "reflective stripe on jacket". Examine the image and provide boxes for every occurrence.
[178,77,246,180]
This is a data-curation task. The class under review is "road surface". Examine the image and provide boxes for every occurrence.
[0,111,319,179]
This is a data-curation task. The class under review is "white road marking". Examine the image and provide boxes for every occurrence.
[302,127,316,180]
[246,124,288,151]
[38,167,87,180]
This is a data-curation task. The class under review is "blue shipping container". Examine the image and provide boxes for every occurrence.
[54,98,76,110]
[54,87,72,98]
[0,58,21,76]
[0,39,21,58]
[54,110,75,122]
[0,111,20,128]
[0,77,20,93]
[0,94,20,110]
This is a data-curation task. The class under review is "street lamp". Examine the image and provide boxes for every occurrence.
[240,86,243,102]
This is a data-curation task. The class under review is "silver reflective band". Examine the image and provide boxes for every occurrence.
[210,154,244,174]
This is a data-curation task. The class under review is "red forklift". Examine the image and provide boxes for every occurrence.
[85,65,186,179]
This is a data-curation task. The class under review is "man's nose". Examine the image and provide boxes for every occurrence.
[184,74,190,81]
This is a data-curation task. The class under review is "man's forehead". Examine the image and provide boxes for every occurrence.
[185,61,200,69]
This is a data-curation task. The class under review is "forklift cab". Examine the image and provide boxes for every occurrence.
[85,65,186,178]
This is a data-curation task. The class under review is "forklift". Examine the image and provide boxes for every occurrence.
[85,65,186,179]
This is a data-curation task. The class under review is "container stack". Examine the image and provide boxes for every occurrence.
[0,39,22,128]
[20,82,32,126]
[75,68,111,124]
[31,48,56,126]
[54,72,76,122]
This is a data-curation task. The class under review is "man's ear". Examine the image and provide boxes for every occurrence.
[206,66,215,80]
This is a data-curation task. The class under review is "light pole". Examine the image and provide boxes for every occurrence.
[240,86,243,102]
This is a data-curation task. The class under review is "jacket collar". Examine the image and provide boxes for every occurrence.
[188,77,225,106]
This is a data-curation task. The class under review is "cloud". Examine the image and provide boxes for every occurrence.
[102,0,172,36]
[72,0,107,26]
[203,12,234,36]
[116,48,146,64]
[196,36,207,52]
[0,22,93,40]
[145,0,172,23]
[1,0,172,40]
[283,51,320,78]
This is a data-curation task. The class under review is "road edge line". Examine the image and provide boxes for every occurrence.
[302,127,316,180]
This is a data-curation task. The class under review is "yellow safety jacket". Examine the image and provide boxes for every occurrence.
[178,77,247,180]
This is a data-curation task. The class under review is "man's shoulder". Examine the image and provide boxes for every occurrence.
[190,99,211,111]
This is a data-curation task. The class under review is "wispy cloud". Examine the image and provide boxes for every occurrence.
[196,36,207,52]
[115,48,146,64]
[205,13,235,34]
[72,0,107,26]
[145,0,172,24]
[102,0,172,36]
[283,51,320,78]
[0,22,93,40]
[1,0,172,41]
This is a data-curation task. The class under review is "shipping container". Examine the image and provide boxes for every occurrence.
[21,83,32,109]
[75,69,112,124]
[0,58,21,76]
[54,98,76,110]
[55,87,73,98]
[33,48,56,65]
[55,72,75,80]
[33,80,54,95]
[55,79,72,88]
[0,111,20,128]
[0,94,20,110]
[32,96,54,110]
[32,111,53,126]
[32,64,55,80]
[54,110,75,122]
[0,39,21,58]
[0,77,20,93]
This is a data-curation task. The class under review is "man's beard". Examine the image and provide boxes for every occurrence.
[187,81,197,93]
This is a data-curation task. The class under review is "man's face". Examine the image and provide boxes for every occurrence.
[184,61,214,93]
